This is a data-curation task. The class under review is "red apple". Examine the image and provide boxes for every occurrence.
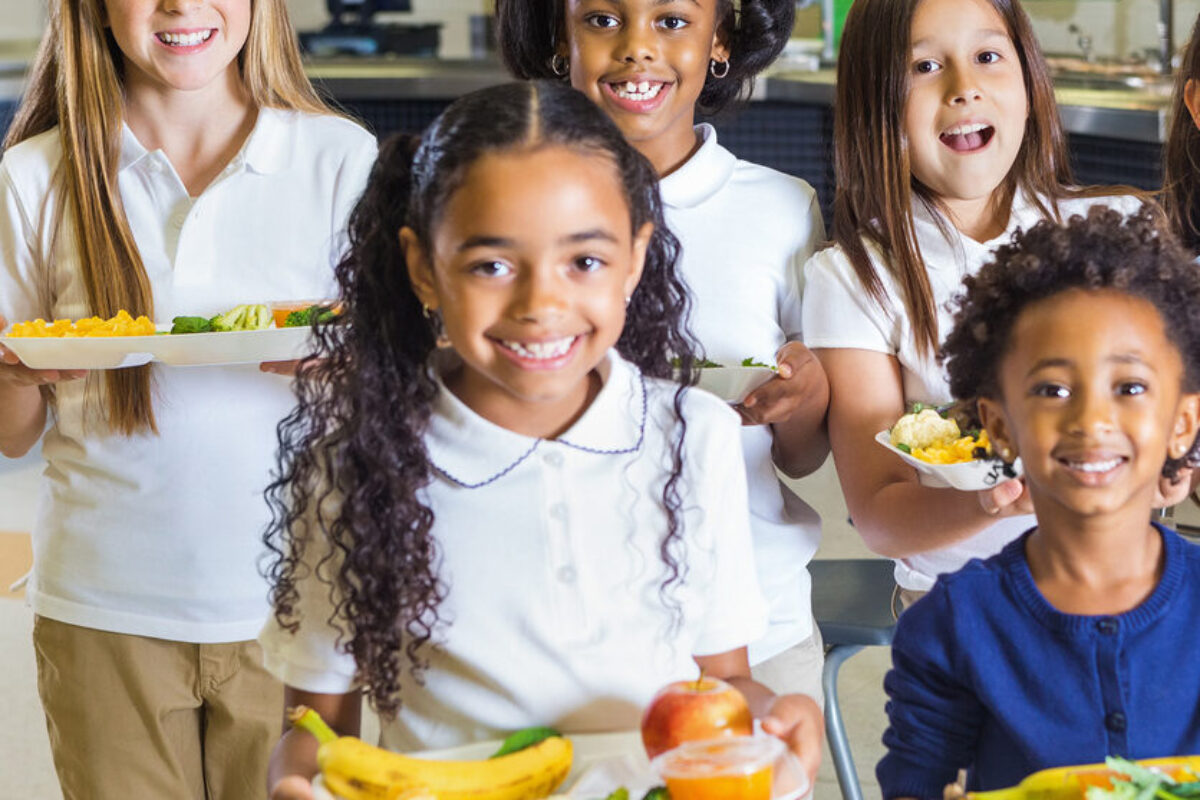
[640,675,753,759]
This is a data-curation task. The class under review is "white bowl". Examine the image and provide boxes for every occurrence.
[875,430,1022,491]
[695,366,776,404]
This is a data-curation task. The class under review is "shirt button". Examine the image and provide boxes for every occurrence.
[171,214,185,229]
[549,503,567,521]
[543,451,564,468]
[1096,618,1118,635]
[1105,711,1127,732]
[556,565,576,584]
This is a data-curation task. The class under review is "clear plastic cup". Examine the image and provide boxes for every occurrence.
[651,735,785,800]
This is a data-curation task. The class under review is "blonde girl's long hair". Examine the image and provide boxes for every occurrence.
[831,0,1129,357]
[4,0,333,435]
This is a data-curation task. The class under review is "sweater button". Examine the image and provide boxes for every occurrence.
[1105,711,1127,732]
[1096,618,1118,635]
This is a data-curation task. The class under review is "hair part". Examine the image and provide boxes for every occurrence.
[264,81,700,717]
[494,0,794,116]
[1163,11,1200,253]
[831,0,1135,357]
[4,0,334,435]
[941,205,1200,478]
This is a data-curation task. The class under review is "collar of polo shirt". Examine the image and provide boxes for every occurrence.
[425,350,649,489]
[117,106,293,176]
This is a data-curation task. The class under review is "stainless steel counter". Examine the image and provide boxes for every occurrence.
[0,51,1174,144]
[308,59,1172,144]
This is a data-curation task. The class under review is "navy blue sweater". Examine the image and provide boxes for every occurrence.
[877,524,1200,799]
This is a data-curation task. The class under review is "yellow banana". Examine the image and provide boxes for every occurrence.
[966,755,1200,799]
[289,706,573,800]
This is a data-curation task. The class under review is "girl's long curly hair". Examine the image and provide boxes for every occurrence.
[942,205,1200,479]
[495,0,794,116]
[263,80,699,717]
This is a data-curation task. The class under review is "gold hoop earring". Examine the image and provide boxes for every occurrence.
[549,54,569,77]
[709,59,730,79]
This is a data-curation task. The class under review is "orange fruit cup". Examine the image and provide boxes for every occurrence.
[652,736,784,800]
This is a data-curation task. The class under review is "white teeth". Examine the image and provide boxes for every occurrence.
[943,122,990,136]
[158,29,213,47]
[613,81,664,101]
[502,337,576,360]
[1067,459,1122,473]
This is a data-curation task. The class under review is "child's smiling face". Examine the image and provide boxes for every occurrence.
[403,144,650,438]
[979,289,1200,524]
[104,0,251,97]
[904,0,1028,225]
[562,0,728,173]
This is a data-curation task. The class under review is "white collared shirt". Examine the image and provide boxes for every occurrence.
[660,124,825,663]
[802,191,1142,589]
[0,108,377,641]
[259,353,768,751]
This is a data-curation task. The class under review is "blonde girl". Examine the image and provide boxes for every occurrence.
[0,0,375,796]
[801,0,1139,604]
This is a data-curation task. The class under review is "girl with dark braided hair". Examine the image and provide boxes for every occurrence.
[496,0,832,708]
[259,81,823,799]
[879,207,1200,797]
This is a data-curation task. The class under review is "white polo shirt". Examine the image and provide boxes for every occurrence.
[0,108,377,641]
[661,124,825,663]
[802,191,1141,589]
[259,353,769,751]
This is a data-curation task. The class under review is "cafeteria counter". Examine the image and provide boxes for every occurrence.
[0,54,1172,225]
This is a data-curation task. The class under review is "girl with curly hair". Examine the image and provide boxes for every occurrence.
[496,0,831,704]
[259,81,823,799]
[803,0,1142,610]
[878,207,1200,797]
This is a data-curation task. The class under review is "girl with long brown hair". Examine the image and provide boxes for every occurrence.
[0,1,374,796]
[1164,11,1200,254]
[801,0,1140,607]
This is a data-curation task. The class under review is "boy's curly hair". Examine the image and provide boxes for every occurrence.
[942,204,1200,477]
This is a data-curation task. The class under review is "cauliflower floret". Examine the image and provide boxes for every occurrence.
[890,408,961,450]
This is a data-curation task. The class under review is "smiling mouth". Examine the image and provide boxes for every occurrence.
[496,336,580,361]
[1061,457,1125,473]
[940,123,995,152]
[156,29,215,47]
[608,80,667,102]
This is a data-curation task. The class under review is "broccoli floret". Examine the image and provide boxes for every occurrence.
[210,304,271,332]
[284,304,338,328]
[170,316,213,334]
[642,788,669,800]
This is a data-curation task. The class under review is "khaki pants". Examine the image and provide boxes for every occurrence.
[750,630,825,800]
[749,627,826,710]
[892,586,929,618]
[33,615,283,800]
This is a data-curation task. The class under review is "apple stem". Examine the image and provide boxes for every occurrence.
[695,669,706,691]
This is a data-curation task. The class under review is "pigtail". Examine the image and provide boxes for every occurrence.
[264,133,445,718]
[699,0,794,116]
[594,115,701,627]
